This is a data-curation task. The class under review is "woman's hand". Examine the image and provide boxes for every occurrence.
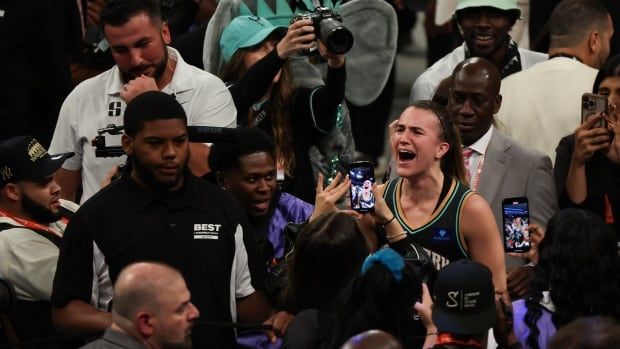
[309,173,357,222]
[572,113,612,165]
[605,110,620,164]
[370,183,393,225]
[276,19,315,60]
[507,223,545,265]
[415,283,438,348]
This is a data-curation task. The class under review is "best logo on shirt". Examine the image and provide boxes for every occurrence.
[193,224,222,240]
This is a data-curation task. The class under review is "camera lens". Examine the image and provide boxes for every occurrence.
[582,98,596,110]
[319,18,354,54]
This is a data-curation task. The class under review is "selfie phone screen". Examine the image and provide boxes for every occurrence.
[502,197,530,253]
[349,162,375,212]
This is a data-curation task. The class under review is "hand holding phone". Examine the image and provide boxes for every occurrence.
[581,93,609,129]
[502,197,531,253]
[349,161,375,213]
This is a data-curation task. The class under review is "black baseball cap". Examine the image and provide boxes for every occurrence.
[432,259,497,335]
[0,136,74,187]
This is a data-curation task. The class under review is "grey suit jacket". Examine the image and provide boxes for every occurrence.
[477,129,558,267]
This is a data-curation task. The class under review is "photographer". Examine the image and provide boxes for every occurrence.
[219,15,346,204]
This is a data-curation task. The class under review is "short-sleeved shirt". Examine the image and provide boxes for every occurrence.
[49,47,237,203]
[51,174,262,349]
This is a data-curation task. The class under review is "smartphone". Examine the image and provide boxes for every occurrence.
[349,161,375,213]
[502,197,531,253]
[581,93,608,128]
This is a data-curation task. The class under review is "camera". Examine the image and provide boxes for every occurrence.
[291,7,354,55]
[582,98,597,110]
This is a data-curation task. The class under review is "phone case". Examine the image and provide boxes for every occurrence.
[349,161,375,213]
[581,93,608,128]
[502,197,531,253]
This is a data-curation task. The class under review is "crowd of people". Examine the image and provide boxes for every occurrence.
[1,0,620,348]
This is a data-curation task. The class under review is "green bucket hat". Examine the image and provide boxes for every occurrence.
[220,16,288,62]
[455,0,521,19]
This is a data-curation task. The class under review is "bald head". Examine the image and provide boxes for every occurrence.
[448,57,502,146]
[112,262,184,320]
[452,57,501,97]
[340,330,403,349]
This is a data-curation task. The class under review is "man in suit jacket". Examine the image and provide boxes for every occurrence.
[447,57,557,297]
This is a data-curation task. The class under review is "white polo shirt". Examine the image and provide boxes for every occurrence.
[50,47,237,203]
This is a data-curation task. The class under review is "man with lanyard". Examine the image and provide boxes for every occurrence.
[447,57,557,298]
[0,136,111,343]
[497,0,613,161]
[51,91,290,349]
[410,0,547,103]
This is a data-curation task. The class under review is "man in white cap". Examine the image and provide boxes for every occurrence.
[410,0,547,102]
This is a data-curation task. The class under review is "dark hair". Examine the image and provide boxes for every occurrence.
[593,55,620,93]
[549,316,620,349]
[123,91,187,137]
[409,100,468,184]
[318,256,423,349]
[524,209,620,349]
[219,34,296,177]
[549,0,609,48]
[284,212,370,313]
[208,127,276,173]
[100,0,162,30]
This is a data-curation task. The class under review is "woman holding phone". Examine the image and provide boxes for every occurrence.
[554,55,620,239]
[366,100,507,296]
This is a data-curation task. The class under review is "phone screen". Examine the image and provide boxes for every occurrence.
[502,197,530,252]
[349,162,375,212]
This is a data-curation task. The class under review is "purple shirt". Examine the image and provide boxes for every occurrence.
[513,299,556,349]
[261,192,313,259]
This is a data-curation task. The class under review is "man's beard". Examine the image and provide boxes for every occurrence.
[131,153,188,194]
[120,44,168,83]
[21,193,61,224]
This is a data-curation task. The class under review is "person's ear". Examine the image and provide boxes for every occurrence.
[588,29,601,55]
[121,134,134,156]
[436,142,449,159]
[3,183,20,202]
[161,22,171,45]
[136,312,155,337]
[494,94,503,115]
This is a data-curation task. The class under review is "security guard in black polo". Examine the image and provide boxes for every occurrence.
[51,91,270,349]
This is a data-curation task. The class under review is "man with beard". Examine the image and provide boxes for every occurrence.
[52,92,288,349]
[49,0,236,204]
[410,0,547,103]
[0,136,110,343]
[80,262,200,349]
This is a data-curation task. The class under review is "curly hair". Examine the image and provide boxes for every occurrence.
[525,209,620,349]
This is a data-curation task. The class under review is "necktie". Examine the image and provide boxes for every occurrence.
[462,147,474,182]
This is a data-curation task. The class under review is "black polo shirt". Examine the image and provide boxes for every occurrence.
[52,173,264,349]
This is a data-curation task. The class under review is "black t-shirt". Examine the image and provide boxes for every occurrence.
[51,173,265,349]
[554,134,620,240]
